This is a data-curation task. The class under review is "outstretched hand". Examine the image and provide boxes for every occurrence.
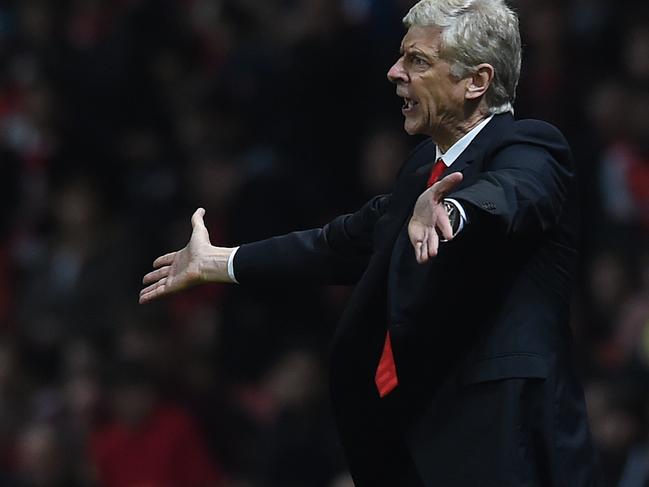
[408,172,463,264]
[139,208,234,304]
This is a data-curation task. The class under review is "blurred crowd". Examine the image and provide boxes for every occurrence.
[0,0,648,486]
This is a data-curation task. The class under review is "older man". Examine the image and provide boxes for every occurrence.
[140,0,594,485]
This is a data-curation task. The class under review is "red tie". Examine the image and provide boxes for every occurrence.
[375,158,446,398]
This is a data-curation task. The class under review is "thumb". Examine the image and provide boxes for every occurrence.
[432,172,463,199]
[191,207,206,227]
[191,208,210,239]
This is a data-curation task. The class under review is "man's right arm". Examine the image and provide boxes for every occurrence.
[140,195,390,303]
[232,194,390,285]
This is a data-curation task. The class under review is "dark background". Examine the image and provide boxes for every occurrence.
[1,0,648,486]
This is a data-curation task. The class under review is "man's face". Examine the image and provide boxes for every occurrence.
[387,26,467,137]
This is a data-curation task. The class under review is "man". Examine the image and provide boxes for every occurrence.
[140,0,595,485]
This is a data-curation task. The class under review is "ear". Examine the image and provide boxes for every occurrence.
[465,63,494,101]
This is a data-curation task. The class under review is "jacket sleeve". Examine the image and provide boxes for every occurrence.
[233,194,391,285]
[448,120,574,237]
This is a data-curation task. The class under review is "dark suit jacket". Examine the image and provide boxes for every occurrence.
[233,113,595,486]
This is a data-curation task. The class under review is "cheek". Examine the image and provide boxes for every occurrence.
[426,86,454,114]
[418,91,439,118]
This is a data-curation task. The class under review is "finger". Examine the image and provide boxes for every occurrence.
[414,241,423,264]
[139,285,167,304]
[409,218,421,246]
[153,252,177,268]
[142,266,170,285]
[139,277,167,298]
[437,210,454,241]
[409,221,422,248]
[140,290,157,304]
[191,207,210,240]
[420,237,429,264]
[428,227,439,258]
[191,207,206,228]
[432,172,463,198]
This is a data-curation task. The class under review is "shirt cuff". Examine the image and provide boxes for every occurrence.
[227,246,240,284]
[444,198,467,235]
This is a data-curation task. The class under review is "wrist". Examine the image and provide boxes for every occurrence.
[444,201,460,234]
[200,246,236,283]
[443,198,467,236]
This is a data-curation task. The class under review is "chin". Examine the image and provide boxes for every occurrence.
[403,121,423,136]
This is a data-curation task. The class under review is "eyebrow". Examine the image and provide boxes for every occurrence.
[400,46,436,61]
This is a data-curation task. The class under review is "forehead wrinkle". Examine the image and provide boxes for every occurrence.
[401,33,441,58]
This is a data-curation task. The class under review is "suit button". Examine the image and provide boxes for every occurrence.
[481,201,496,212]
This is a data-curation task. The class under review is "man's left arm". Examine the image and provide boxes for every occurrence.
[409,121,573,262]
[450,121,573,237]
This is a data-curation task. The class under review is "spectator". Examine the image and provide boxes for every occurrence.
[90,362,224,487]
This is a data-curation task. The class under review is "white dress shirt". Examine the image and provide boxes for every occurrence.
[439,115,494,235]
[227,115,495,283]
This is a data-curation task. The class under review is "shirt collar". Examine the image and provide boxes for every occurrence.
[436,115,494,167]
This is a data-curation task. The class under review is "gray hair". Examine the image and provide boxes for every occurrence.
[403,0,521,114]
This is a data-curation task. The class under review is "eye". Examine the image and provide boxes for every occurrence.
[413,57,428,67]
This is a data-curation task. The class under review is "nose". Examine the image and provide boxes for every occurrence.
[387,57,408,84]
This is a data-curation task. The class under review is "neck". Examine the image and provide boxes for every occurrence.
[434,108,490,153]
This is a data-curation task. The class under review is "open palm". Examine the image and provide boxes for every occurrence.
[139,208,214,304]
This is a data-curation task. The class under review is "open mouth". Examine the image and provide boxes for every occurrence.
[402,97,419,111]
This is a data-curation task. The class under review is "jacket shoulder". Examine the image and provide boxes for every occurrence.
[510,118,570,148]
[517,117,567,136]
[486,118,573,163]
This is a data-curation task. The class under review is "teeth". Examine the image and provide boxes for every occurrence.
[401,96,418,110]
